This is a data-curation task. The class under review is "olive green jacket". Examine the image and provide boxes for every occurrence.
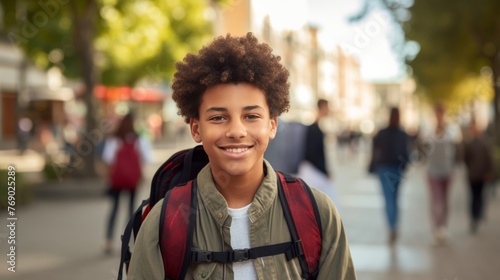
[128,160,356,279]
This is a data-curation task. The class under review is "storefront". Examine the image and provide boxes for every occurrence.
[0,91,16,141]
[94,85,168,141]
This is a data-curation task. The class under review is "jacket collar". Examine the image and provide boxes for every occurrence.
[197,160,278,226]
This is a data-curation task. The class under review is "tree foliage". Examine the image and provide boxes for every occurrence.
[0,0,219,176]
[1,0,215,86]
[352,0,499,99]
[352,0,500,143]
[404,0,499,105]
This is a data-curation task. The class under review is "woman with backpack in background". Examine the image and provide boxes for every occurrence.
[102,112,152,254]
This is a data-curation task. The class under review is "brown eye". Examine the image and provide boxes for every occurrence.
[245,114,260,120]
[209,116,226,122]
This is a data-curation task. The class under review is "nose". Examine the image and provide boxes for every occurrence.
[225,119,247,139]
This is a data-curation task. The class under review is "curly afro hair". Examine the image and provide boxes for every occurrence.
[172,32,290,123]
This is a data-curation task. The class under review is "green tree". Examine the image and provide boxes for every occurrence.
[352,0,500,143]
[1,0,218,177]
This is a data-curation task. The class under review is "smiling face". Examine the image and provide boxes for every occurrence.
[190,83,278,182]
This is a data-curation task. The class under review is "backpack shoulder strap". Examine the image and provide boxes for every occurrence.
[277,171,322,280]
[159,179,198,280]
[117,198,150,280]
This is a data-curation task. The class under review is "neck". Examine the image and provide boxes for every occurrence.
[212,168,264,209]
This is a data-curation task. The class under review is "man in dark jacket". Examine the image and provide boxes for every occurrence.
[304,99,331,177]
[463,119,495,233]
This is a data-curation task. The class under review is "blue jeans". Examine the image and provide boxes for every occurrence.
[376,165,403,230]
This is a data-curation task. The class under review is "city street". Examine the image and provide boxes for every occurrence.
[333,142,500,280]
[1,140,499,280]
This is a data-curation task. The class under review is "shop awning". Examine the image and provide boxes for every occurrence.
[94,85,167,102]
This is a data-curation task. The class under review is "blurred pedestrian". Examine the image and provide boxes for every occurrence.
[337,128,353,158]
[299,99,339,207]
[102,113,152,254]
[370,107,410,245]
[424,103,461,245]
[304,99,331,177]
[463,119,494,234]
[17,117,33,154]
[147,113,163,141]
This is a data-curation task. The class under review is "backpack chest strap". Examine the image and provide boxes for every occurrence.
[190,240,304,263]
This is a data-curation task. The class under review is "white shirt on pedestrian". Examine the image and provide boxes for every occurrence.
[424,124,461,178]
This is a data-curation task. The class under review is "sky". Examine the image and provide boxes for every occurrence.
[307,0,405,82]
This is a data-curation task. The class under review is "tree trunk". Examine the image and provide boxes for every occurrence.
[71,0,98,177]
[493,53,500,146]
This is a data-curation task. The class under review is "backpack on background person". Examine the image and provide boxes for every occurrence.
[117,145,324,280]
[108,137,142,190]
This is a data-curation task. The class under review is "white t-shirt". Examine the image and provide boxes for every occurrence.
[424,124,462,178]
[227,204,257,280]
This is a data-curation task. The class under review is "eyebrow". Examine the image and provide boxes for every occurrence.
[205,105,264,113]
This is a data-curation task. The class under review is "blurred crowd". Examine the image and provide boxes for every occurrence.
[267,101,498,247]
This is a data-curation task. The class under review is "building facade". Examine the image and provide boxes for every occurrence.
[214,0,380,136]
[0,37,74,148]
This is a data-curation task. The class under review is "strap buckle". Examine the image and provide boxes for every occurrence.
[294,240,304,256]
[232,249,249,262]
[192,251,212,262]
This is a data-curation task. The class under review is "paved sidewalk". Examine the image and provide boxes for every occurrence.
[0,140,198,280]
[0,141,498,279]
[333,145,500,280]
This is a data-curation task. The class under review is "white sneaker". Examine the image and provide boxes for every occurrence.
[433,227,448,246]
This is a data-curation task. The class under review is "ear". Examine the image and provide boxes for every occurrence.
[189,118,202,143]
[269,117,278,140]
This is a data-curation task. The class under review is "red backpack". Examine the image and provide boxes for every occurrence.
[109,137,142,190]
[117,145,323,280]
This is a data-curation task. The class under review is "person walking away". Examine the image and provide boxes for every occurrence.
[299,99,339,206]
[371,107,410,245]
[424,103,461,245]
[304,99,330,177]
[127,33,356,279]
[102,113,152,254]
[463,119,494,234]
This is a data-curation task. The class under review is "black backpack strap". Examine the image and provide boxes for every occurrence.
[190,241,296,263]
[181,147,196,182]
[277,171,322,280]
[159,180,198,280]
[117,198,150,280]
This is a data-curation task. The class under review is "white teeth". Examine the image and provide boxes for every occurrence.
[225,147,248,153]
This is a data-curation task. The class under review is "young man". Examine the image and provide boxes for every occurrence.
[304,99,331,178]
[299,99,340,207]
[128,33,356,279]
